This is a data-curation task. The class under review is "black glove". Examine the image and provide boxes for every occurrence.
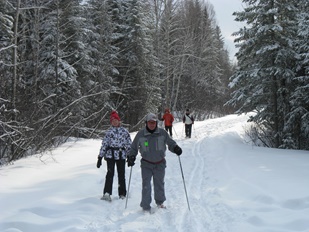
[127,155,136,167]
[97,156,103,168]
[174,145,182,156]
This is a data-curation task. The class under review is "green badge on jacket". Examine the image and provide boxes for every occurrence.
[144,141,149,147]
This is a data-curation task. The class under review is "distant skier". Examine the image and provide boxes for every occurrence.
[96,110,132,201]
[161,108,174,137]
[183,109,194,138]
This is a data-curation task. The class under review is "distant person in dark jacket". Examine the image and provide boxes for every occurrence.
[96,110,132,201]
[161,108,174,137]
[182,109,194,138]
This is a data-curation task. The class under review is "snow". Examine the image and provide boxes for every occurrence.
[1,113,309,232]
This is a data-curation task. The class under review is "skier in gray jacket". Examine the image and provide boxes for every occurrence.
[127,113,182,211]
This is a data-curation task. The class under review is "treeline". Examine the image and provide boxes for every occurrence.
[228,0,309,150]
[0,0,233,162]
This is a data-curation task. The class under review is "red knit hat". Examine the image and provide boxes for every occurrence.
[110,110,120,123]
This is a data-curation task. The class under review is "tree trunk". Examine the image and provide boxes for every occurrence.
[12,0,21,113]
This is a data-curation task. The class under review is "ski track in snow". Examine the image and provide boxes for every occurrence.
[2,113,309,232]
[86,115,249,232]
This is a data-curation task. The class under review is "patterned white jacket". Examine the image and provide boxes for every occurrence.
[99,126,132,160]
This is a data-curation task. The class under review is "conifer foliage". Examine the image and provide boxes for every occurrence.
[228,0,309,150]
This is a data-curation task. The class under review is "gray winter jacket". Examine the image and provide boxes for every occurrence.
[128,126,177,163]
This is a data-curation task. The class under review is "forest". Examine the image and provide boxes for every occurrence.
[0,0,308,163]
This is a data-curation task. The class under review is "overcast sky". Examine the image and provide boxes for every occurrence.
[207,0,245,61]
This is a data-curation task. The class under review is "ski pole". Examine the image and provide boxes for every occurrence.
[182,124,184,138]
[172,125,178,137]
[193,124,197,138]
[178,156,191,211]
[125,166,133,209]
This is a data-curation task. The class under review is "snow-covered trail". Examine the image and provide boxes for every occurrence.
[190,115,309,232]
[171,114,250,231]
[1,114,309,232]
[87,114,251,232]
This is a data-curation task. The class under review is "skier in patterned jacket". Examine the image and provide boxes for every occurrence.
[96,110,132,201]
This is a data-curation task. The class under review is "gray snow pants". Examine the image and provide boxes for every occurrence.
[140,158,166,210]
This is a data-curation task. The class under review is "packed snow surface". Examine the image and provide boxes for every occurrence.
[1,114,309,232]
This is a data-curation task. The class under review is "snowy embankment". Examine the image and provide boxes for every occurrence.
[1,114,309,232]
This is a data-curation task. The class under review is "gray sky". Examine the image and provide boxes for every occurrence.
[207,0,245,61]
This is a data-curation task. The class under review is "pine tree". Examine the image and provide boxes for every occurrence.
[229,0,302,149]
[107,0,161,128]
[82,0,117,131]
[8,0,83,157]
[283,1,309,149]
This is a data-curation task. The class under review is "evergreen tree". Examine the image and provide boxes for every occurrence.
[29,0,82,139]
[82,0,118,131]
[229,0,302,149]
[283,1,309,149]
[107,0,161,128]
